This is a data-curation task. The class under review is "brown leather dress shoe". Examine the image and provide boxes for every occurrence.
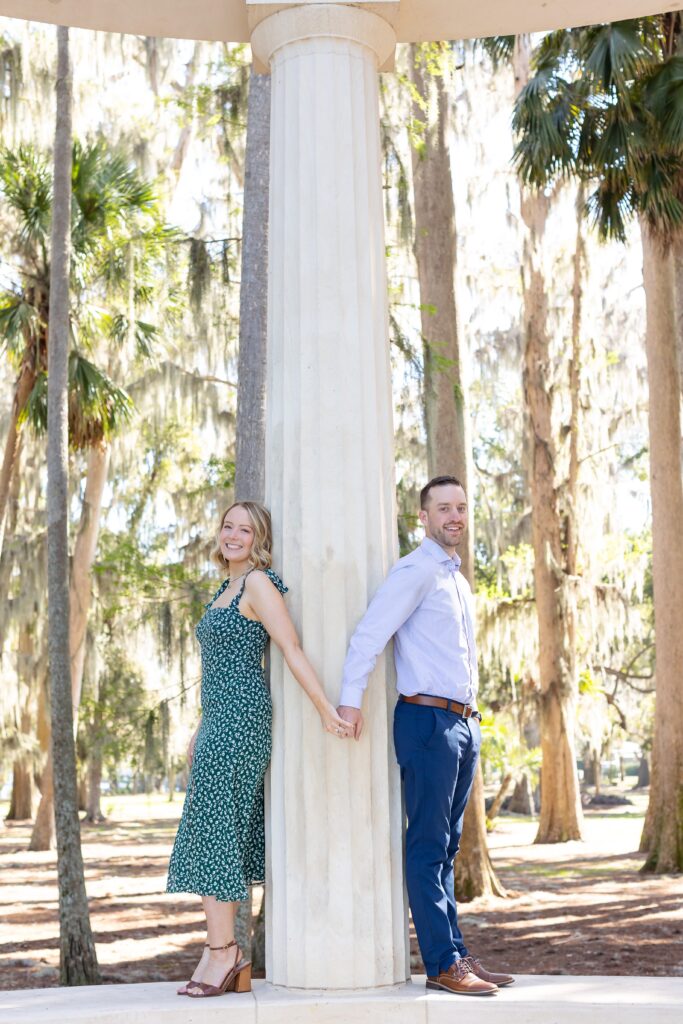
[426,959,498,996]
[464,956,514,987]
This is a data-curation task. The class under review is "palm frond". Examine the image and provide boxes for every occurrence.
[0,292,40,355]
[19,370,47,432]
[0,145,52,255]
[478,35,515,70]
[68,352,134,448]
[581,20,653,96]
[642,56,683,148]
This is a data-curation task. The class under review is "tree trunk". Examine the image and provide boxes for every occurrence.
[7,633,35,820]
[30,671,55,850]
[508,771,535,815]
[0,406,25,603]
[672,235,683,400]
[592,751,601,796]
[455,766,507,901]
[487,772,513,822]
[409,44,474,582]
[233,68,272,956]
[47,26,99,984]
[8,758,34,820]
[639,224,683,873]
[0,362,35,560]
[69,443,110,716]
[170,42,205,176]
[515,35,583,844]
[29,750,55,851]
[635,755,650,789]
[85,743,104,823]
[409,43,502,898]
[234,68,270,505]
[565,185,585,582]
[29,434,110,841]
[251,893,266,972]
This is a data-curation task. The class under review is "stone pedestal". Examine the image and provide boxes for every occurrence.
[250,2,408,990]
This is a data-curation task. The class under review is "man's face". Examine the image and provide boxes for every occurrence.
[419,484,468,551]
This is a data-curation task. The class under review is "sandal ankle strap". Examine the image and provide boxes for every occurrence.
[209,940,237,951]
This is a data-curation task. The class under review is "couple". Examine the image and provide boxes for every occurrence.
[166,476,513,998]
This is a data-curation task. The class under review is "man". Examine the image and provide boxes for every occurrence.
[337,476,514,996]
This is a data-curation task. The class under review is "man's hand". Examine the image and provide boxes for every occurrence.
[337,705,364,740]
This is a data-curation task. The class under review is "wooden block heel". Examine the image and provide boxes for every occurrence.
[187,941,253,998]
[232,963,252,993]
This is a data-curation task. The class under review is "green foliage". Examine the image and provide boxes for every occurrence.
[578,668,600,695]
[20,353,134,445]
[79,647,148,767]
[0,145,51,254]
[0,137,183,459]
[480,714,542,783]
[479,35,516,70]
[0,295,40,360]
[513,15,683,243]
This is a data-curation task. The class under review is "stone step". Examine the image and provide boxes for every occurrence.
[1,975,681,1024]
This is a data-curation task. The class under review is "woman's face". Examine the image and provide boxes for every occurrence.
[220,505,255,564]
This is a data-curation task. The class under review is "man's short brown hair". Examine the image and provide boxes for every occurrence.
[420,475,465,509]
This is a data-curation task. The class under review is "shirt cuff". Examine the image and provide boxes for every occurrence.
[338,682,365,710]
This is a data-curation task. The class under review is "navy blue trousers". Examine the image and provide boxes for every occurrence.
[393,700,481,978]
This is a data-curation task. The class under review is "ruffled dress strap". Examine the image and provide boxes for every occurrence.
[263,568,288,595]
[205,577,230,609]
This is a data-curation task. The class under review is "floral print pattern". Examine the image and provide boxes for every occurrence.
[166,568,288,902]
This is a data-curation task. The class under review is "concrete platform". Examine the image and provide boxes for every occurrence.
[1,975,681,1024]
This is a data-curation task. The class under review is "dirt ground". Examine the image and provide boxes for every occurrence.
[1,790,681,990]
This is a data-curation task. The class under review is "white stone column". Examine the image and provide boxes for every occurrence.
[250,2,408,991]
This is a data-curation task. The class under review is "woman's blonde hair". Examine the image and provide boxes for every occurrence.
[211,501,273,572]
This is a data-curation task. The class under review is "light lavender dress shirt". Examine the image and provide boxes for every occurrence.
[339,537,479,710]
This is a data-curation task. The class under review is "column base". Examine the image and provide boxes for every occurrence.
[2,976,683,1024]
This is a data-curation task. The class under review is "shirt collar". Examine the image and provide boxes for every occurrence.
[421,536,461,573]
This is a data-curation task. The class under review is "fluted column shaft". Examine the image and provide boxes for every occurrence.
[251,3,408,990]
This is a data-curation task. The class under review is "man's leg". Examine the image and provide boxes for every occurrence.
[394,703,462,978]
[441,717,481,957]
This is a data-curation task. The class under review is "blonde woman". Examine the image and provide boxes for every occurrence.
[167,501,353,998]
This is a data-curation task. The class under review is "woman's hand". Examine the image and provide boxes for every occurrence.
[319,703,355,739]
[187,727,199,768]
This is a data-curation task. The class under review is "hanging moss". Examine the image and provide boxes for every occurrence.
[188,237,212,315]
[0,37,22,131]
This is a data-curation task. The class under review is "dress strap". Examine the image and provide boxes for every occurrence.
[206,577,231,608]
[234,568,255,600]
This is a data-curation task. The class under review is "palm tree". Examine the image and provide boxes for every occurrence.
[408,42,506,897]
[0,138,175,848]
[481,32,586,843]
[513,16,683,871]
[47,24,100,985]
[0,139,163,559]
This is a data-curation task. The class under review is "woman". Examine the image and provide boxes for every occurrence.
[167,500,353,998]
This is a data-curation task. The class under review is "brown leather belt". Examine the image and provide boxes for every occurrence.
[399,693,482,721]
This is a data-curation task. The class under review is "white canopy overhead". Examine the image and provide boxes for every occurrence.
[0,0,674,43]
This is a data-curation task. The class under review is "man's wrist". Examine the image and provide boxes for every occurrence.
[338,684,364,710]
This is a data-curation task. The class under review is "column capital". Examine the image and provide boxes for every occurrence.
[249,2,398,73]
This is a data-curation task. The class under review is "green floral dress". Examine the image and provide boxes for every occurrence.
[166,568,287,902]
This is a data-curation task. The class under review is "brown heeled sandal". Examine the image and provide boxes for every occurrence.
[187,940,252,997]
[177,942,210,995]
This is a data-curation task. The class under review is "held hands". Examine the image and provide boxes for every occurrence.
[336,705,364,740]
[320,703,356,740]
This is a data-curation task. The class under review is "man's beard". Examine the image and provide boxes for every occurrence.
[433,525,463,548]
